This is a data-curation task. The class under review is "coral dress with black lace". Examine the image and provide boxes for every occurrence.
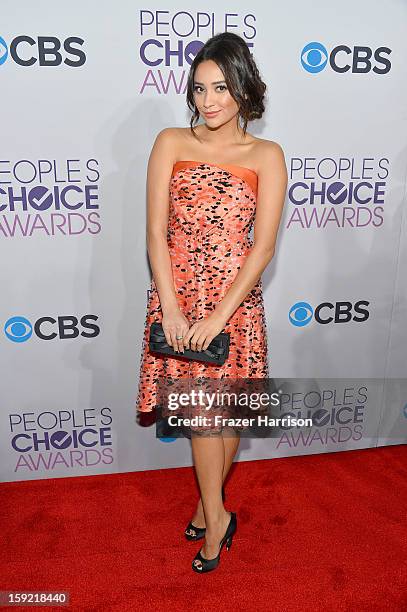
[135,160,269,414]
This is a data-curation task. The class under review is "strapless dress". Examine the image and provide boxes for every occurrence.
[135,160,269,415]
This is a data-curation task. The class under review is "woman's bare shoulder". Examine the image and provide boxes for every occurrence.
[154,126,183,142]
[157,127,190,143]
[253,138,286,174]
[153,127,192,153]
[254,136,285,156]
[150,128,190,167]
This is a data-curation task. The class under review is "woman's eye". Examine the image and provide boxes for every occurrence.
[193,85,227,93]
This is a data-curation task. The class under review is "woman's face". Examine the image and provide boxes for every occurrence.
[193,59,239,127]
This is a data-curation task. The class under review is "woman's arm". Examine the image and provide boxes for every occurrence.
[146,127,192,352]
[145,128,179,314]
[213,141,288,323]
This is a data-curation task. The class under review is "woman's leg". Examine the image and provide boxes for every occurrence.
[190,433,240,528]
[191,435,233,564]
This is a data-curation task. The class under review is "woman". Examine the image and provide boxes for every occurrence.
[135,31,287,572]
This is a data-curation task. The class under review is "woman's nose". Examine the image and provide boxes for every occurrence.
[203,93,215,107]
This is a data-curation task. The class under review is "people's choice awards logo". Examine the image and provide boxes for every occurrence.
[276,383,368,449]
[301,41,391,74]
[0,158,101,239]
[287,156,389,230]
[0,35,86,67]
[289,301,370,327]
[9,408,114,474]
[139,11,257,94]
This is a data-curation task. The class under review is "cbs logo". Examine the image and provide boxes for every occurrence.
[0,35,86,67]
[289,301,370,327]
[301,41,391,74]
[4,315,99,342]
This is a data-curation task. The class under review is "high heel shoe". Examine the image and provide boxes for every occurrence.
[191,511,237,573]
[184,485,225,541]
[184,521,206,541]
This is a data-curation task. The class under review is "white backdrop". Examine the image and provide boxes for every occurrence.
[1,0,406,482]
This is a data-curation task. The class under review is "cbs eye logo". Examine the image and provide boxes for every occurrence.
[301,41,391,74]
[289,301,370,327]
[0,37,8,66]
[4,315,99,342]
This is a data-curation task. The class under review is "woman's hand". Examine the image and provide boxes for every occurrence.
[161,308,191,353]
[183,312,228,352]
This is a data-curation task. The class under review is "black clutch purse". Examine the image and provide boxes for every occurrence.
[149,322,230,365]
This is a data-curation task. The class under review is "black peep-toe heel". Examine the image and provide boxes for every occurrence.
[191,511,237,573]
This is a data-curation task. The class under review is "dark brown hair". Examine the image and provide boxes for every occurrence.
[186,32,267,138]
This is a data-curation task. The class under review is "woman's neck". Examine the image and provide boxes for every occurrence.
[195,119,249,146]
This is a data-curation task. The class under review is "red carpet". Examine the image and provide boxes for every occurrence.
[1,444,407,612]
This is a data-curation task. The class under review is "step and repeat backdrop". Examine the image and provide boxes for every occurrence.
[1,1,406,482]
